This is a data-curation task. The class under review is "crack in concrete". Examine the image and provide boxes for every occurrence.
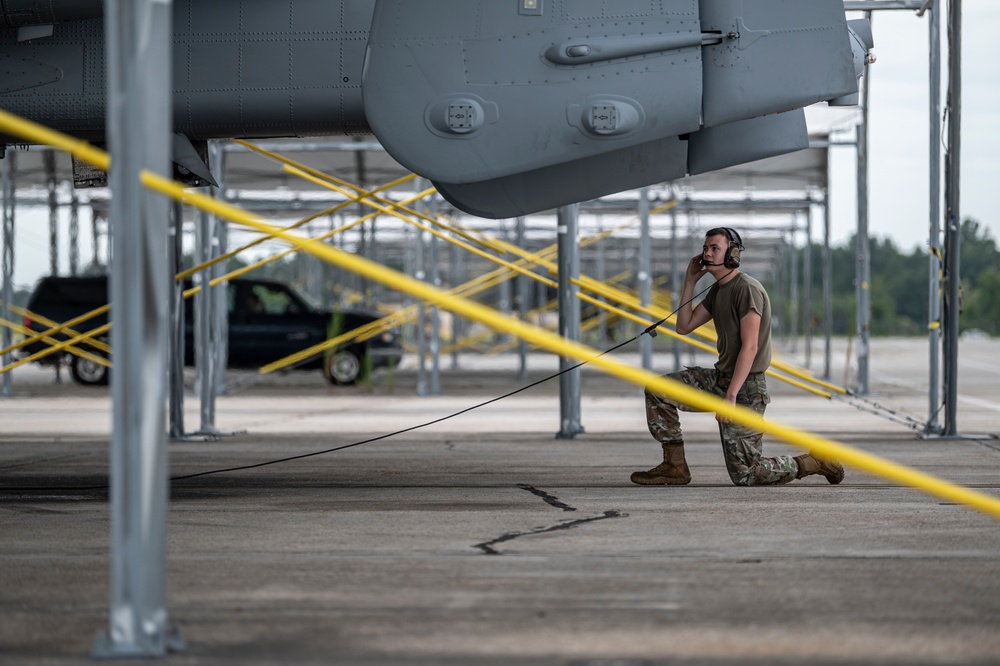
[473,510,626,555]
[517,483,576,511]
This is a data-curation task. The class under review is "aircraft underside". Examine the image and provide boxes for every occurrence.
[0,0,872,217]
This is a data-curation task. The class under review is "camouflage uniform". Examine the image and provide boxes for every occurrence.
[645,366,799,486]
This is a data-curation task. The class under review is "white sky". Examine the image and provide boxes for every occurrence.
[825,0,999,254]
[6,0,998,289]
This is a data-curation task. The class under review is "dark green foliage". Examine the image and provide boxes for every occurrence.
[766,217,998,337]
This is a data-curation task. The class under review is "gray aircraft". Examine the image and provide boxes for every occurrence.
[0,0,872,219]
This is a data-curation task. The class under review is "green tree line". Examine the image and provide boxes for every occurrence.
[769,217,999,337]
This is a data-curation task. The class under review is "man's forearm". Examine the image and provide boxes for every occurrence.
[726,350,756,401]
[676,278,698,331]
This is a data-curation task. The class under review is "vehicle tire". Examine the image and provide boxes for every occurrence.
[326,348,368,385]
[71,355,110,386]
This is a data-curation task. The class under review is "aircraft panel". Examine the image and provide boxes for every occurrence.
[364,0,704,184]
[558,0,697,22]
[700,0,857,126]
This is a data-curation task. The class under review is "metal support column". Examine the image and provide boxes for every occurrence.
[45,149,58,276]
[450,239,466,370]
[854,11,873,395]
[670,195,682,372]
[516,216,529,382]
[1,151,14,398]
[556,204,584,439]
[941,0,962,436]
[93,0,182,657]
[414,187,428,397]
[925,0,943,434]
[789,225,799,355]
[167,200,186,439]
[822,193,833,380]
[595,216,608,348]
[193,205,222,436]
[804,208,813,369]
[427,194,441,395]
[90,206,101,272]
[69,191,80,275]
[208,140,229,399]
[638,188,653,371]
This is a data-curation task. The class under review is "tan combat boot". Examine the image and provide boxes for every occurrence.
[794,452,845,484]
[630,443,691,485]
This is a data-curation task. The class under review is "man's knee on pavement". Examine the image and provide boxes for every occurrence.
[726,467,755,486]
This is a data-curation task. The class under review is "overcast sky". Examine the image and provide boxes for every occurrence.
[7,1,997,288]
[827,0,998,252]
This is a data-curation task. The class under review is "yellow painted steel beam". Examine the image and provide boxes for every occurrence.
[181,186,438,302]
[0,304,111,373]
[4,108,998,520]
[255,161,826,399]
[0,317,110,368]
[178,138,414,283]
[1,303,111,355]
[494,233,845,398]
[0,323,111,374]
[153,196,999,521]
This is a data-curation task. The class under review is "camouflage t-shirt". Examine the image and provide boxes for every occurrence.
[702,272,772,375]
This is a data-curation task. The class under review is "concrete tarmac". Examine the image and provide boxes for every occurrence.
[1,338,999,665]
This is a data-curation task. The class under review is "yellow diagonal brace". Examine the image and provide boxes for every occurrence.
[0,304,111,361]
[0,317,110,368]
[0,323,111,375]
[5,107,998,520]
[137,188,999,521]
[491,231,845,398]
[2,302,111,355]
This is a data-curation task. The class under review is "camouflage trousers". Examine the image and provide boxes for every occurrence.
[644,366,798,486]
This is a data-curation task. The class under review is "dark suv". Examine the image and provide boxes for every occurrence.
[20,275,402,386]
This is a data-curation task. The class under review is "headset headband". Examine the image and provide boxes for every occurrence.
[723,227,744,249]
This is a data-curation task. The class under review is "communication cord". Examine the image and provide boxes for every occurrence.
[4,278,716,492]
[168,277,718,483]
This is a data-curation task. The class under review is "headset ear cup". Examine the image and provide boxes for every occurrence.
[725,244,741,269]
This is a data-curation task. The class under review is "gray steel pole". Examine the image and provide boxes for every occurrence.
[638,188,653,371]
[168,200,186,439]
[942,0,962,436]
[45,149,58,276]
[854,12,873,396]
[556,204,584,439]
[790,226,799,355]
[823,191,833,380]
[595,216,608,349]
[208,140,229,399]
[926,0,943,434]
[450,239,466,370]
[427,193,441,395]
[414,188,427,397]
[94,0,181,657]
[804,209,814,370]
[1,151,14,398]
[670,196,682,372]
[90,206,101,271]
[194,205,220,434]
[68,191,79,275]
[516,216,529,381]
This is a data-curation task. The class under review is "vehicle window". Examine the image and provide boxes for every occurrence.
[250,284,295,316]
[227,283,236,315]
[33,278,108,308]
